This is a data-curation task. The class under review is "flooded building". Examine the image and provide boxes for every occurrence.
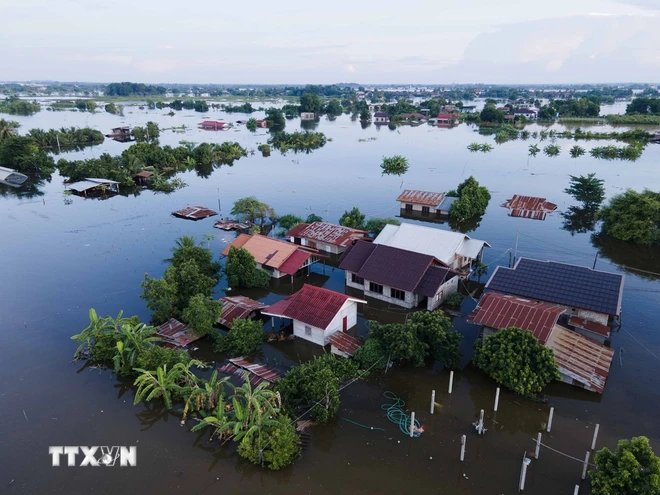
[198,120,230,130]
[501,195,557,220]
[485,258,625,343]
[262,284,366,346]
[217,295,268,329]
[0,166,28,187]
[65,178,120,196]
[339,240,459,310]
[373,223,490,271]
[300,112,316,120]
[373,112,390,124]
[396,189,459,219]
[106,126,131,142]
[286,221,369,255]
[171,205,218,220]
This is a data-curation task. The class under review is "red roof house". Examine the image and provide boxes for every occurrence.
[286,222,369,254]
[501,195,558,221]
[262,284,366,347]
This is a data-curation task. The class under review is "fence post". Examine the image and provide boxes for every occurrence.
[519,456,531,490]
[581,451,590,480]
[494,387,500,412]
[591,424,600,450]
[410,412,415,438]
[547,407,554,433]
[574,485,579,495]
[448,371,454,394]
[430,390,436,414]
[535,432,542,459]
[460,435,466,461]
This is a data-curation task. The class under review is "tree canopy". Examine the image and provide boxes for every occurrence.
[299,93,323,114]
[480,103,505,123]
[591,436,660,495]
[598,189,660,246]
[215,318,264,356]
[473,327,560,396]
[450,176,491,221]
[105,82,167,96]
[565,173,605,208]
[224,246,270,289]
[364,217,400,237]
[230,197,276,224]
[339,207,366,229]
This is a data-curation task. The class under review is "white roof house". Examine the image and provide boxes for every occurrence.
[373,223,490,270]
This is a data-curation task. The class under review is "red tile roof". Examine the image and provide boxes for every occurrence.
[263,284,365,330]
[286,222,368,248]
[218,296,268,329]
[546,325,614,394]
[396,189,445,206]
[172,205,218,220]
[278,249,312,275]
[328,332,362,356]
[467,293,565,344]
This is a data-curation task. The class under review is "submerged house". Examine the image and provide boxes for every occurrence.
[221,234,322,280]
[374,112,390,124]
[171,205,218,220]
[485,258,625,343]
[262,284,366,346]
[501,195,557,220]
[0,166,28,187]
[467,292,614,394]
[199,121,230,130]
[106,126,132,142]
[218,295,268,329]
[286,222,369,255]
[300,112,316,120]
[339,240,459,310]
[396,189,459,218]
[373,223,490,271]
[515,108,538,120]
[66,178,120,196]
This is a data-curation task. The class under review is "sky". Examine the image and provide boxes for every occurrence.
[1,0,659,84]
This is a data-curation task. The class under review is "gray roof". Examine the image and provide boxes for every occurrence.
[0,166,27,187]
[437,196,458,211]
[485,258,624,316]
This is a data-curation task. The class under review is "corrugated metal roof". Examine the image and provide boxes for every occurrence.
[546,325,614,394]
[374,223,489,265]
[396,190,445,207]
[217,357,283,386]
[171,205,218,220]
[568,316,611,338]
[0,166,27,186]
[286,222,368,248]
[66,178,120,192]
[218,296,268,329]
[437,196,458,211]
[467,293,565,344]
[501,195,557,217]
[328,332,362,356]
[135,171,153,178]
[262,284,366,330]
[486,258,625,317]
[278,250,312,275]
[156,318,203,347]
[221,234,300,270]
[509,209,548,220]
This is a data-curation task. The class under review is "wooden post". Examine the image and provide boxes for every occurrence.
[409,412,415,438]
[520,456,531,490]
[460,435,466,461]
[581,451,590,480]
[430,390,436,414]
[591,424,600,450]
[547,407,554,433]
[535,432,542,459]
[494,387,500,412]
[448,370,454,394]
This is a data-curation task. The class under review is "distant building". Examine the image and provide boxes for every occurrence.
[514,108,538,120]
[300,112,316,120]
[436,113,457,125]
[255,119,268,128]
[373,112,390,124]
[106,126,132,142]
[459,105,477,113]
[0,166,28,188]
[286,222,369,255]
[198,121,230,130]
[262,284,366,347]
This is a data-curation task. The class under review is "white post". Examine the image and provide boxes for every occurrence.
[535,432,542,459]
[591,424,600,450]
[581,451,590,480]
[430,390,436,414]
[547,407,554,433]
[494,387,500,412]
[460,435,466,461]
[574,485,579,495]
[410,412,415,438]
[520,457,531,490]
[448,371,454,394]
[480,409,485,424]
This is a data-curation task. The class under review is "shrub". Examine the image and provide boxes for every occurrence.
[215,319,264,356]
[237,415,300,470]
[444,292,464,310]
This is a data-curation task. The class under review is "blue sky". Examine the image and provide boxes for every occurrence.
[1,0,658,83]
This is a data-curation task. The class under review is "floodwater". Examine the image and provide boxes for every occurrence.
[1,101,659,494]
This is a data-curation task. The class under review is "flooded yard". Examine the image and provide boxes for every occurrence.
[1,102,659,494]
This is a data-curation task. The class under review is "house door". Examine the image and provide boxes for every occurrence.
[342,316,347,332]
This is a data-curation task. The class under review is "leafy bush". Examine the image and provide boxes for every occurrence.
[353,338,385,369]
[598,189,660,245]
[339,207,365,229]
[215,319,264,356]
[364,217,400,237]
[278,214,303,230]
[380,155,409,175]
[224,246,270,289]
[444,292,464,310]
[182,294,222,337]
[268,131,326,153]
[237,415,300,470]
[135,345,190,371]
[449,176,491,221]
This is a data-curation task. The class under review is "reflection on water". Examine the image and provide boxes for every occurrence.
[592,233,660,281]
[561,205,599,235]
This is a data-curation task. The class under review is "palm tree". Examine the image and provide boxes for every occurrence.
[0,119,19,141]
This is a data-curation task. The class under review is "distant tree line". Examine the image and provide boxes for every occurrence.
[105,82,167,97]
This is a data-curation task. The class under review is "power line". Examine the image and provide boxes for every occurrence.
[532,438,597,468]
[622,328,660,363]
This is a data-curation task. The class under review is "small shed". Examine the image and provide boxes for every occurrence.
[199,121,229,130]
[262,284,367,346]
[66,178,120,196]
[134,171,153,185]
[373,112,390,124]
[286,221,369,254]
[328,332,362,358]
[218,295,268,329]
[172,205,218,220]
[300,112,316,120]
[217,357,283,387]
[106,127,132,142]
[156,318,203,347]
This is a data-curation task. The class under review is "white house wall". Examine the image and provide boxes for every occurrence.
[292,300,359,346]
[399,202,437,215]
[293,320,326,346]
[427,276,459,310]
[345,271,416,308]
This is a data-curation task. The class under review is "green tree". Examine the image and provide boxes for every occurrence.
[182,370,229,420]
[140,275,178,323]
[598,189,660,246]
[591,436,660,495]
[133,359,205,409]
[299,93,322,114]
[0,135,55,175]
[528,143,541,157]
[113,321,162,375]
[215,318,264,356]
[224,246,270,288]
[237,415,300,470]
[246,118,257,132]
[364,217,400,237]
[305,213,323,223]
[359,108,371,121]
[480,103,505,123]
[278,214,303,230]
[473,327,560,395]
[339,207,366,229]
[325,98,343,116]
[450,176,491,221]
[265,108,285,128]
[0,118,20,141]
[181,294,222,337]
[231,196,276,224]
[380,155,409,176]
[565,173,605,208]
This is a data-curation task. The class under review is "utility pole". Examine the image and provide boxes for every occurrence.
[513,229,520,264]
[56,134,61,154]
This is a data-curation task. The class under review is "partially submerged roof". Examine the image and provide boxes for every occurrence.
[171,205,218,220]
[66,178,120,192]
[396,189,445,207]
[217,357,283,387]
[467,292,565,344]
[437,196,458,211]
[339,240,455,296]
[374,223,490,265]
[502,195,557,220]
[135,171,153,178]
[568,316,611,338]
[156,318,203,347]
[546,325,614,394]
[218,295,268,329]
[0,166,28,187]
[328,332,362,356]
[485,258,625,317]
[286,222,368,248]
[221,234,314,273]
[263,284,366,330]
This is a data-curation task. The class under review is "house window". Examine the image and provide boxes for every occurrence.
[369,282,384,294]
[390,288,406,300]
[421,206,430,216]
[405,204,413,212]
[305,325,312,336]
[351,273,364,285]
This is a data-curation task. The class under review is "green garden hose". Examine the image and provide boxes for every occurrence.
[381,391,422,437]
